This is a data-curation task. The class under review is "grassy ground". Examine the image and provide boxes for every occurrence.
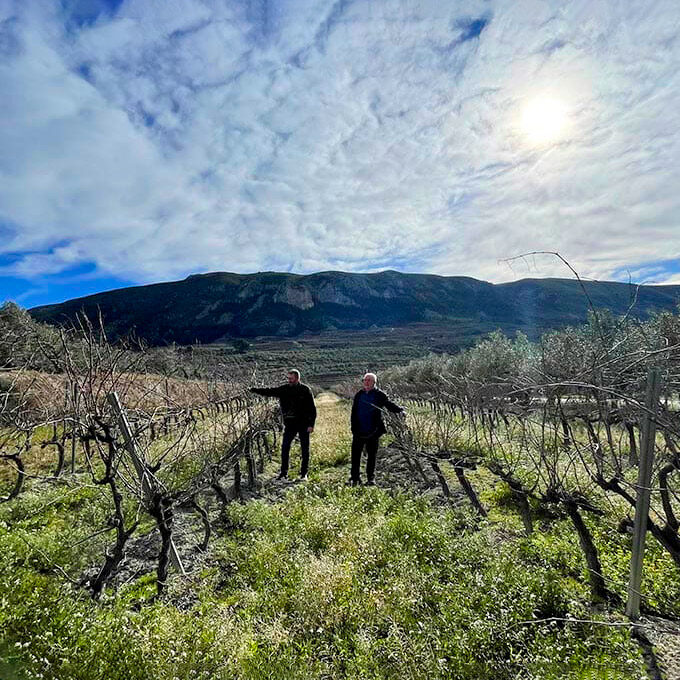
[0,394,674,679]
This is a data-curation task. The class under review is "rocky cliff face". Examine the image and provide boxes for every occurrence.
[30,270,680,346]
[273,285,315,310]
[235,276,400,310]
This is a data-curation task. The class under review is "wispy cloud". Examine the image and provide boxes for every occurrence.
[0,0,679,293]
[611,258,680,285]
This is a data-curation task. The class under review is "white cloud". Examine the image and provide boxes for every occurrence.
[652,275,680,286]
[0,0,679,286]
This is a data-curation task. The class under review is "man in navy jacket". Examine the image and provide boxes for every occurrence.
[250,369,316,480]
[349,372,403,486]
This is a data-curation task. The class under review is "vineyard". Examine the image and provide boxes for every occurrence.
[1,303,680,678]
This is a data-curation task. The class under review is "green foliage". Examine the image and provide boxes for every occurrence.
[383,330,536,397]
[0,479,646,680]
[0,301,61,371]
[384,306,680,398]
[466,330,534,385]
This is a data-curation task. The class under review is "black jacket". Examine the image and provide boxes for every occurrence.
[250,383,317,427]
[350,388,403,438]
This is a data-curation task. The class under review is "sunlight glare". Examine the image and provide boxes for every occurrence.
[521,97,568,145]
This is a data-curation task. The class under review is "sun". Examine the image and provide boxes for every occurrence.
[520,97,568,145]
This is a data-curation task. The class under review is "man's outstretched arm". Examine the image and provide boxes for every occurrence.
[382,392,405,414]
[250,386,283,398]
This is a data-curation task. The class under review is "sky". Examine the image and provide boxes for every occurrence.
[1,0,679,307]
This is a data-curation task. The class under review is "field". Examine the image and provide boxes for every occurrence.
[2,391,680,679]
[180,320,544,388]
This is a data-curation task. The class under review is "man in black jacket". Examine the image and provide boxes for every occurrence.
[349,372,403,486]
[250,369,316,480]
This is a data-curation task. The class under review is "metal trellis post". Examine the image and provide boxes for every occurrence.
[625,367,661,620]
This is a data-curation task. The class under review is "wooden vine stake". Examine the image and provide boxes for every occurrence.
[107,391,186,576]
[625,367,661,620]
[70,380,78,474]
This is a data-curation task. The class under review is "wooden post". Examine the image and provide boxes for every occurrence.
[626,367,661,620]
[70,381,78,474]
[106,392,186,576]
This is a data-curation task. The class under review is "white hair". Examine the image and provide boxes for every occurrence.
[363,372,377,383]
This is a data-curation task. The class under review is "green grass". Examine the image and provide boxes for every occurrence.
[0,485,645,680]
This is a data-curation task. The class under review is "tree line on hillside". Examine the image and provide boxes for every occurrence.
[0,302,256,381]
[381,307,680,400]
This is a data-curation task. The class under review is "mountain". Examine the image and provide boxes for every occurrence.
[29,270,680,346]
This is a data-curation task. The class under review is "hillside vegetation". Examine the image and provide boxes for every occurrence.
[30,270,680,345]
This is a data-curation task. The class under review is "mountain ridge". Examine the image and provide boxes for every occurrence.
[29,270,680,346]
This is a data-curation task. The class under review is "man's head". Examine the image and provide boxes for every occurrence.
[362,372,377,391]
[288,369,301,385]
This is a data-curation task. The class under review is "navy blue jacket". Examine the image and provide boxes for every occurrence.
[350,388,403,438]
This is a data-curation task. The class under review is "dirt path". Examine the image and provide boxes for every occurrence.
[315,391,342,406]
[245,390,448,494]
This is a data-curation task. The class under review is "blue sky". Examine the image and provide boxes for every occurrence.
[1,0,679,308]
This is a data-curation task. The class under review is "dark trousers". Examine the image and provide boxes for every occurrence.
[351,434,380,482]
[281,420,310,476]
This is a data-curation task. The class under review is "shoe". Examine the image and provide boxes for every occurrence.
[365,478,376,487]
[277,472,288,480]
[346,478,362,486]
[298,474,309,482]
